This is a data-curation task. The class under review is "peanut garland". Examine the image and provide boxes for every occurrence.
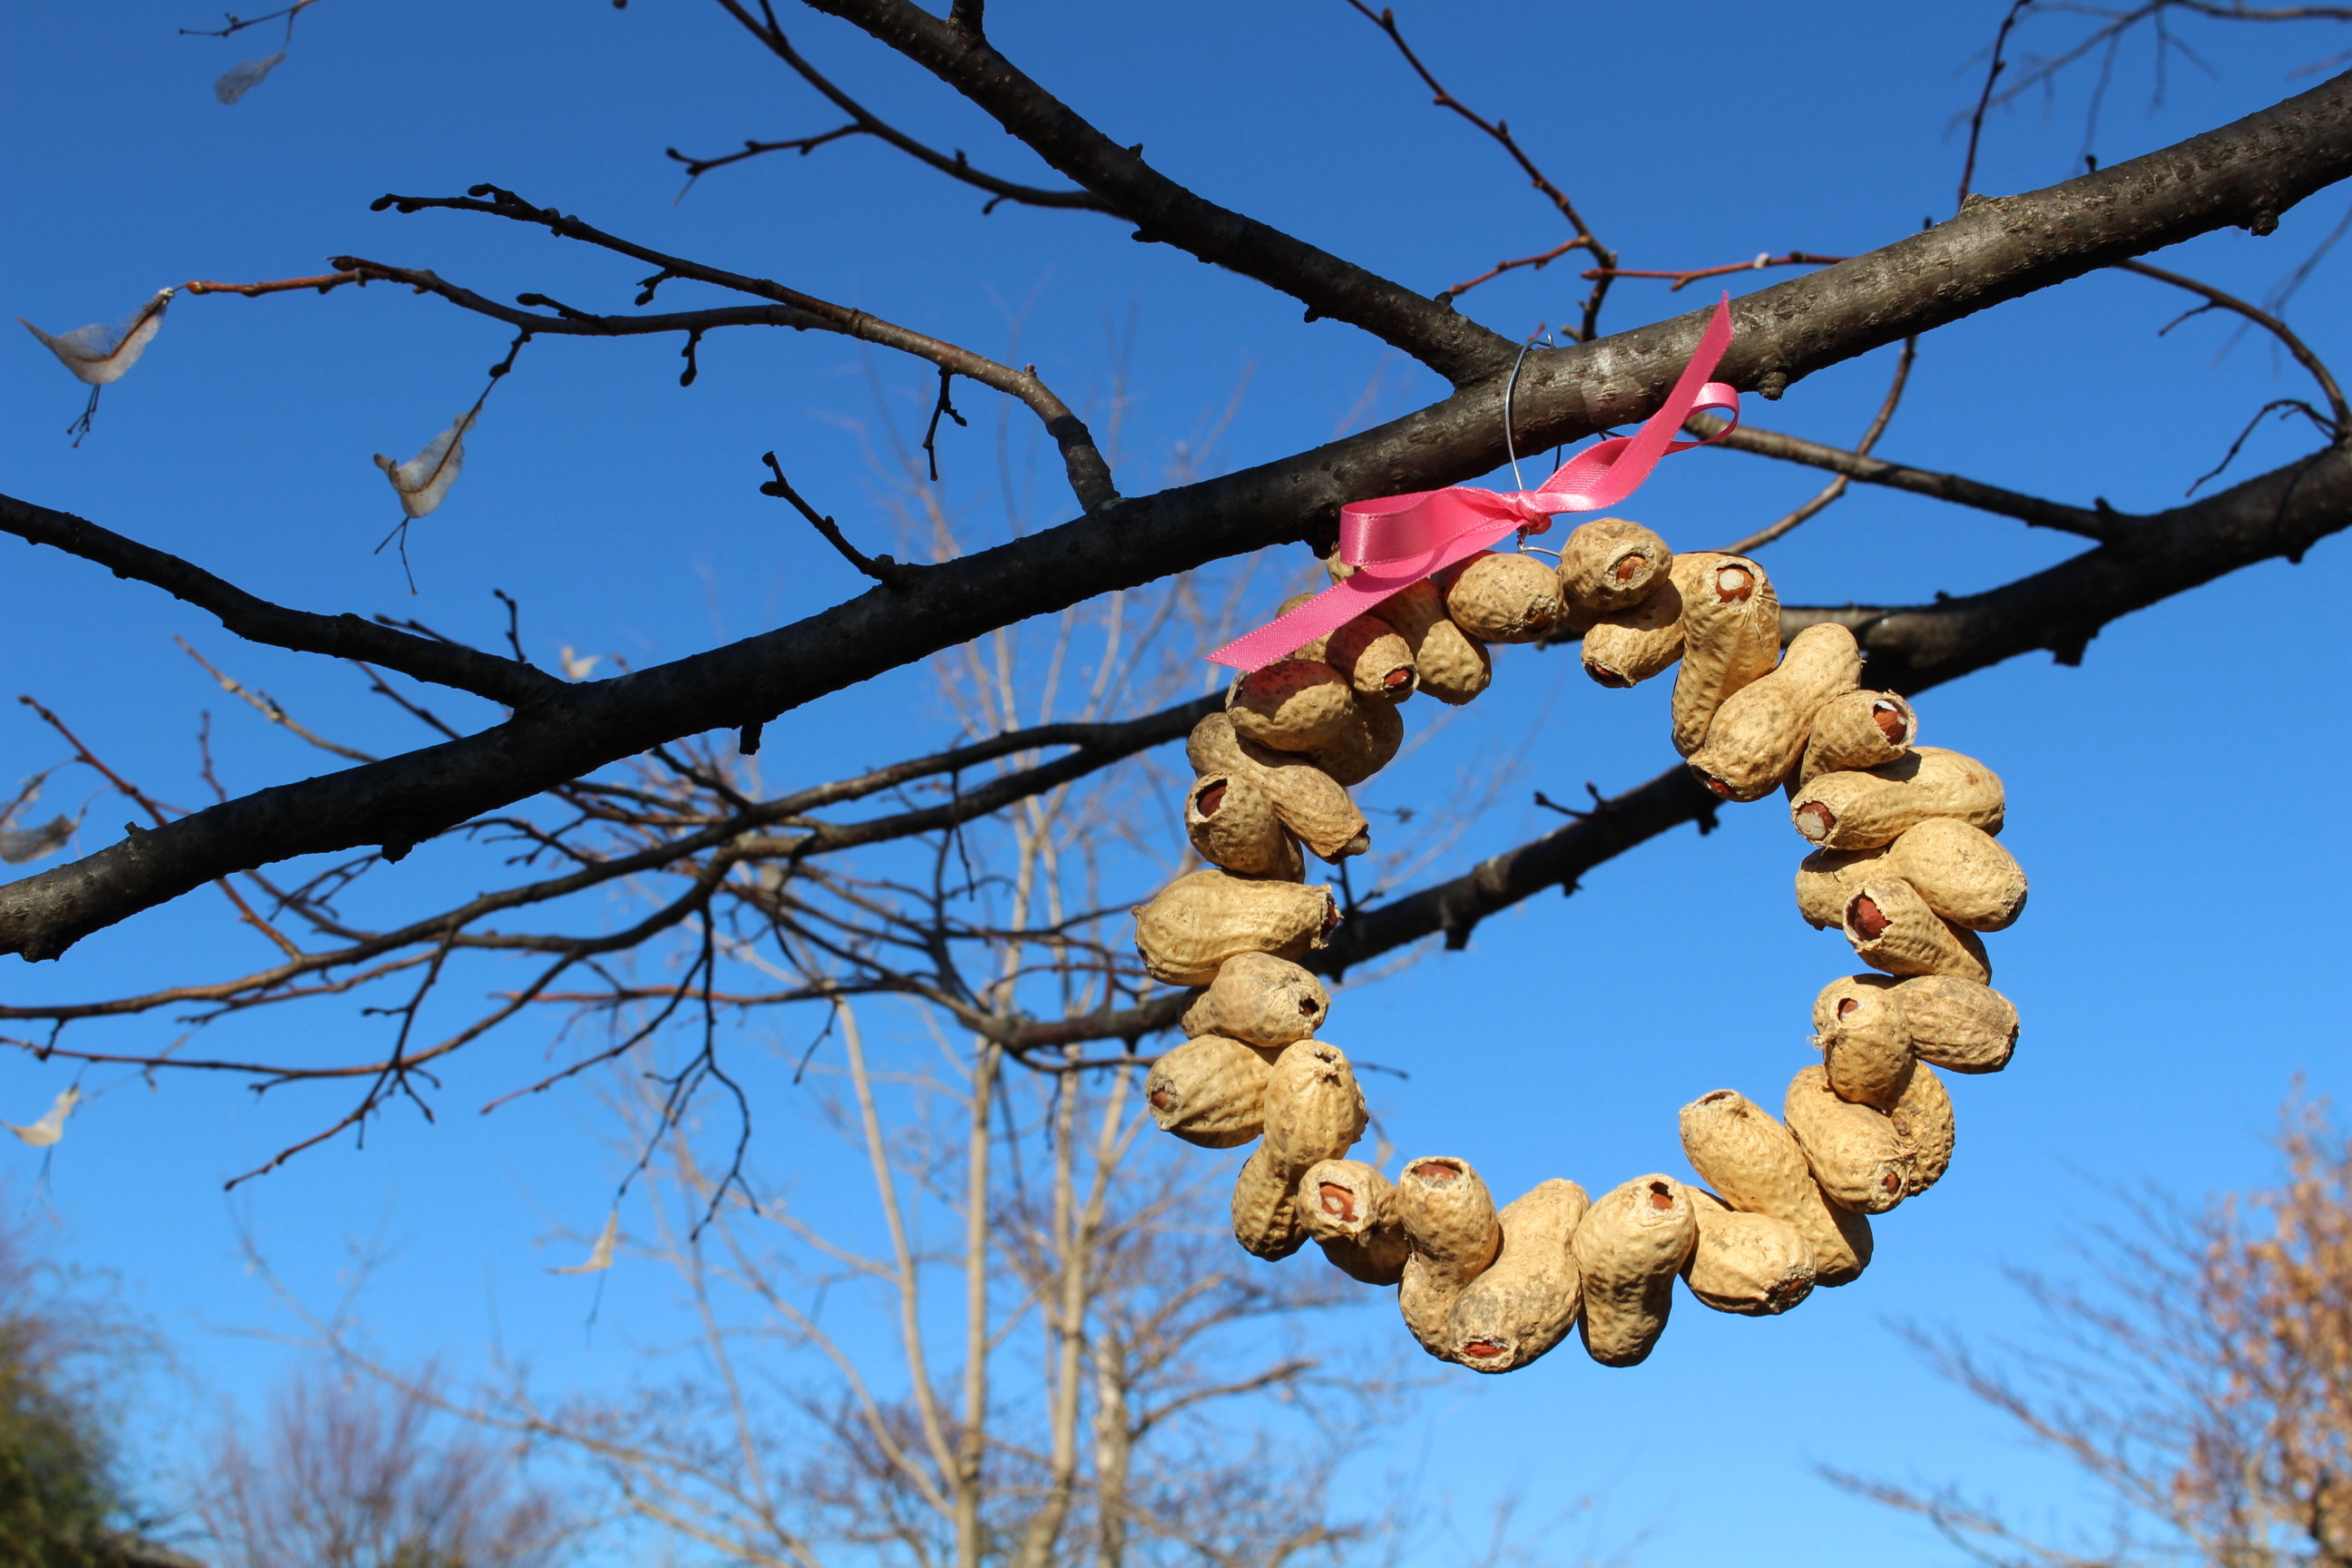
[1133,520,2025,1374]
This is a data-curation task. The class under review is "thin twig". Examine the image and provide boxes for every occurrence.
[1721,337,1918,554]
[758,453,921,588]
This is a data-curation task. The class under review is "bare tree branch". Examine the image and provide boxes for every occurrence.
[5,70,2352,961]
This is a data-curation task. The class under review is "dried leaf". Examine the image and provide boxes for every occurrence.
[373,410,475,520]
[215,50,287,105]
[5,1086,80,1148]
[547,1210,618,1274]
[0,816,73,865]
[17,289,174,387]
[558,646,602,681]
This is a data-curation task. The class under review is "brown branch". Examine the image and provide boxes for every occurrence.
[343,185,1120,510]
[1694,415,2118,541]
[7,72,2352,960]
[0,693,1221,1023]
[2112,257,2350,428]
[1343,0,1618,339]
[1720,338,1918,555]
[0,492,562,710]
[666,124,864,183]
[181,268,377,297]
[1583,251,1850,291]
[786,0,1518,380]
[758,454,921,589]
[706,10,1104,213]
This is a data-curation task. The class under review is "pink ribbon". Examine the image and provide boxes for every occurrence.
[1208,295,1742,671]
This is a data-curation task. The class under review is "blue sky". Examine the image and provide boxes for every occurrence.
[5,3,2351,1563]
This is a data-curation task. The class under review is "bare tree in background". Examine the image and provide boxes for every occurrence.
[194,1368,569,1568]
[1831,1098,2352,1568]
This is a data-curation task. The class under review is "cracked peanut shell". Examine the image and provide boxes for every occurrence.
[1132,868,1336,986]
[1811,973,1916,1110]
[1682,1188,1817,1317]
[1184,770,1295,877]
[1228,660,1357,752]
[1845,877,1993,985]
[1299,1158,1411,1286]
[1792,746,2006,849]
[1396,1156,1503,1356]
[1445,1179,1591,1372]
[1678,1089,1872,1286]
[1558,516,1673,613]
[1799,690,1916,786]
[1573,1175,1698,1367]
[1581,565,1692,688]
[1442,550,1569,644]
[1785,1064,1908,1214]
[1895,974,2018,1074]
[1145,1034,1272,1149]
[1687,622,1862,800]
[1796,844,1891,930]
[1671,554,1781,756]
[1180,951,1329,1051]
[1260,1040,1367,1174]
[1188,715,1369,860]
[1322,614,1419,702]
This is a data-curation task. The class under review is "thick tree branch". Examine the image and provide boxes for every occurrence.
[1324,444,2352,968]
[778,0,1520,383]
[0,493,562,710]
[6,74,2352,960]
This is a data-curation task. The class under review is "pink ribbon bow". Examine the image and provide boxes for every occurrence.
[1208,296,1742,671]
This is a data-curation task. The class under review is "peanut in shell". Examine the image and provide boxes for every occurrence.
[1800,690,1917,785]
[1682,1188,1817,1317]
[1889,1062,1955,1198]
[1412,616,1492,705]
[1230,1145,1308,1260]
[1558,516,1673,613]
[1670,554,1781,757]
[1306,696,1404,788]
[1791,746,2006,849]
[1184,770,1294,877]
[1299,1158,1411,1286]
[1323,615,1419,702]
[1441,550,1568,644]
[1234,739,1369,861]
[1785,1064,1908,1214]
[1180,951,1329,1051]
[1228,660,1357,753]
[1260,1040,1368,1174]
[1581,568,1690,688]
[1811,973,1916,1110]
[1145,1034,1273,1149]
[1445,1179,1591,1372]
[1396,1156,1504,1357]
[1132,868,1336,986]
[1884,816,2028,932]
[1678,1089,1873,1286]
[1845,877,1993,985]
[1687,622,1862,800]
[1187,710,1248,776]
[1896,974,2018,1074]
[1796,844,1891,930]
[1572,1175,1698,1367]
